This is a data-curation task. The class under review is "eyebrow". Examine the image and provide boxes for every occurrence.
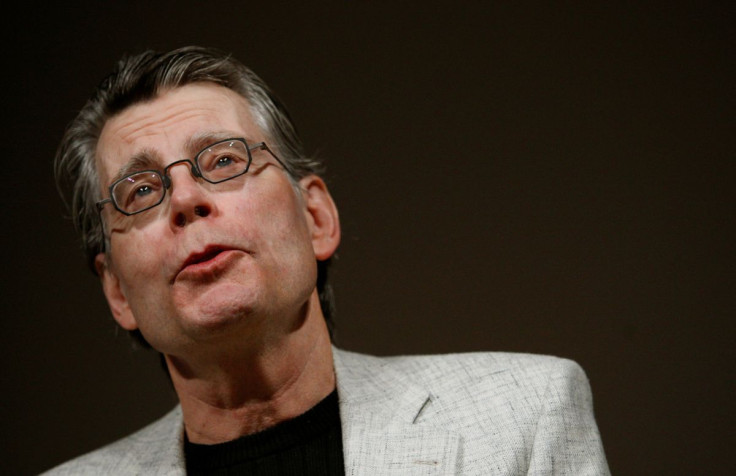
[110,148,161,184]
[186,131,254,155]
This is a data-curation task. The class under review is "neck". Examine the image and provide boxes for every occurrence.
[165,293,335,444]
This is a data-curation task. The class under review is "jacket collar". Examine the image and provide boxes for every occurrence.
[333,348,461,475]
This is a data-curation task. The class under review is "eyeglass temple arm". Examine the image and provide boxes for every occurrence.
[96,198,112,211]
[248,142,289,171]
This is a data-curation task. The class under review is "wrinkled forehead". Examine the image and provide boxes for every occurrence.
[95,83,263,187]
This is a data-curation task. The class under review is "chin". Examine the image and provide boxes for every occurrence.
[196,297,259,328]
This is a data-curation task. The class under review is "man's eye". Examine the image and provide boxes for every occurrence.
[126,182,159,205]
[135,185,153,196]
[215,156,234,168]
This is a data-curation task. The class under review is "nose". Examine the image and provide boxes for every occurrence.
[165,161,213,228]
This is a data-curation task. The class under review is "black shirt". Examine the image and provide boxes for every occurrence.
[184,390,345,475]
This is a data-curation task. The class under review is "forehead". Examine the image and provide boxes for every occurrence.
[96,83,261,183]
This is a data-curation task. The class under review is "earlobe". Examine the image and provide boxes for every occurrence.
[299,175,341,261]
[95,253,139,331]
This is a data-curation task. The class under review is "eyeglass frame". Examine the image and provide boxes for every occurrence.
[95,138,288,217]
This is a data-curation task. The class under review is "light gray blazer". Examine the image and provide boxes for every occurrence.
[42,348,610,475]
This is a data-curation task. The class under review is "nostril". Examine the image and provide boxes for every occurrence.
[174,207,209,227]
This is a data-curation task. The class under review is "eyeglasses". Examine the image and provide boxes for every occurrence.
[96,138,286,216]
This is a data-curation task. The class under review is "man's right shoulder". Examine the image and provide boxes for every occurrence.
[41,406,184,476]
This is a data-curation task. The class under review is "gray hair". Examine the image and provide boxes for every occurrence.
[55,46,335,343]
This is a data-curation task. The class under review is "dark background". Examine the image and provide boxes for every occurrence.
[3,2,733,474]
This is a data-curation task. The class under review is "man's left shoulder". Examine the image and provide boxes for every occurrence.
[335,348,597,419]
[377,350,591,396]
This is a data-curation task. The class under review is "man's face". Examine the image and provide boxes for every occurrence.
[95,83,337,357]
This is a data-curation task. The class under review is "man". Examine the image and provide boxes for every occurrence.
[44,46,609,475]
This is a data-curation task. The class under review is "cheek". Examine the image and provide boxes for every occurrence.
[236,182,309,238]
[264,193,312,248]
[110,232,171,288]
[241,188,315,271]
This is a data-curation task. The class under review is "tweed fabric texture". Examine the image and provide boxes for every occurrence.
[42,348,609,475]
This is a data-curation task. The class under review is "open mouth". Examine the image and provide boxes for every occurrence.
[172,245,244,283]
[181,246,229,270]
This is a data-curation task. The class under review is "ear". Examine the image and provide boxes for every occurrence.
[95,253,139,331]
[298,175,341,260]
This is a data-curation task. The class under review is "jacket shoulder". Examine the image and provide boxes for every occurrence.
[41,406,183,475]
[335,348,586,393]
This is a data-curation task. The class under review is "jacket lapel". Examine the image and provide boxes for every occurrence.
[334,348,461,475]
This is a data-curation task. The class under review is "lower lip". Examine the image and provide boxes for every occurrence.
[177,250,240,281]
